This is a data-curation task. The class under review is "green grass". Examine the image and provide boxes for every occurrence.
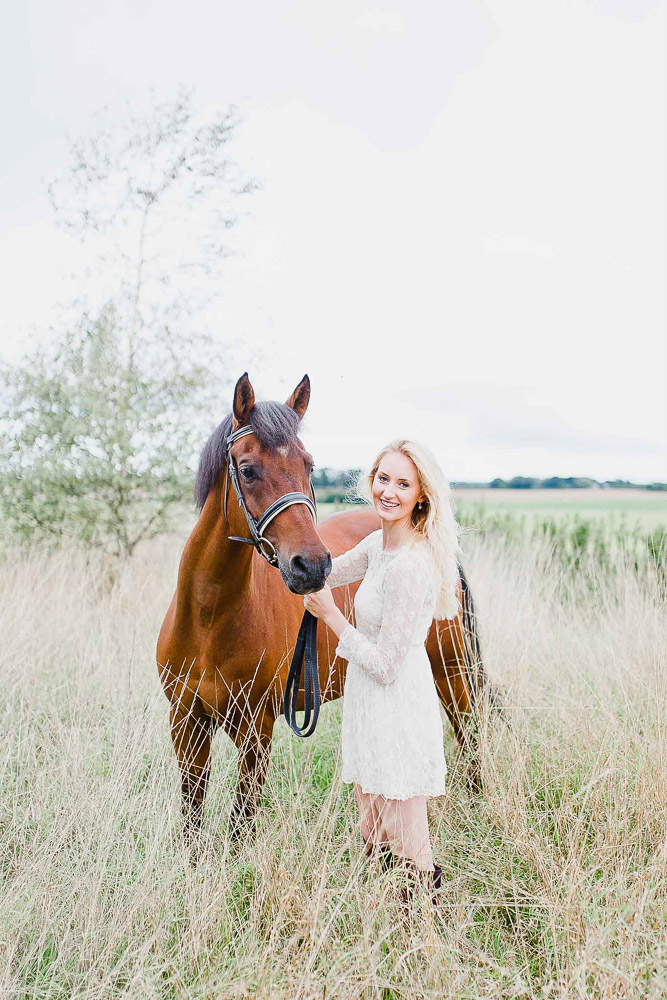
[0,530,665,998]
[455,488,667,533]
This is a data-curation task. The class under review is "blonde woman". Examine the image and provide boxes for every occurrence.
[303,439,462,912]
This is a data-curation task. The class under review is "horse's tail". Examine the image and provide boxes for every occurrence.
[458,563,505,720]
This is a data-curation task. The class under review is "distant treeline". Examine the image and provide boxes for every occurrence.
[312,468,666,502]
[312,468,362,504]
[471,477,666,491]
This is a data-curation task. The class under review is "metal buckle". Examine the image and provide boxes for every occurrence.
[257,536,278,564]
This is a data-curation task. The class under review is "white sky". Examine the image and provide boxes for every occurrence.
[1,0,665,481]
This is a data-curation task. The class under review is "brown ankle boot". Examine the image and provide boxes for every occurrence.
[365,841,395,872]
[398,860,442,921]
[377,843,394,872]
[431,864,442,906]
[398,859,428,924]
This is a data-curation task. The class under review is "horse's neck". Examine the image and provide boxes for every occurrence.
[181,484,255,597]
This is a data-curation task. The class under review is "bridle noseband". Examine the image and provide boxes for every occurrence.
[224,425,318,566]
[224,424,322,738]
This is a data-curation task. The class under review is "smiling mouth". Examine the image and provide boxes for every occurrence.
[380,499,399,509]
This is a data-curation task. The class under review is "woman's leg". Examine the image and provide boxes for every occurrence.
[354,782,388,849]
[376,795,435,872]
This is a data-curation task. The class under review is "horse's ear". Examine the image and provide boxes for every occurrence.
[285,374,310,420]
[231,372,256,430]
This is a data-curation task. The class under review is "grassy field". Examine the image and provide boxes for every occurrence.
[321,488,667,533]
[1,516,665,998]
[453,489,667,533]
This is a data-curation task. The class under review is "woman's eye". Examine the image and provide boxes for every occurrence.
[379,475,408,487]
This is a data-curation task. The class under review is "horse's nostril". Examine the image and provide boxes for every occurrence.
[291,554,309,578]
[290,552,331,582]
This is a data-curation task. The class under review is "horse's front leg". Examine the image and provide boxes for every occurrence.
[224,711,275,843]
[169,701,216,850]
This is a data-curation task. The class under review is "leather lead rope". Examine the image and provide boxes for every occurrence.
[283,609,320,737]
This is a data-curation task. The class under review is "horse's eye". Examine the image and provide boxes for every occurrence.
[240,467,254,480]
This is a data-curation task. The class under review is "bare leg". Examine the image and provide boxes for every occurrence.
[354,782,388,850]
[375,795,435,872]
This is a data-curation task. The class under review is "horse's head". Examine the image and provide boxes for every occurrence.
[196,372,332,594]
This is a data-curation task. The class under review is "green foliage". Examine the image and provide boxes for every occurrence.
[313,467,367,505]
[0,305,211,556]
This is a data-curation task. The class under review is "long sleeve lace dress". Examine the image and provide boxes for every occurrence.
[327,529,448,801]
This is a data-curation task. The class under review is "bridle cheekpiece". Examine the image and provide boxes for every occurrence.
[224,425,318,567]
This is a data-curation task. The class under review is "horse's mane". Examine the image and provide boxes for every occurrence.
[194,401,302,511]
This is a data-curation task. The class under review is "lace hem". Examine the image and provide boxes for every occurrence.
[341,773,447,801]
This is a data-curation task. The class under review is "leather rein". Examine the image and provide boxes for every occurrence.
[224,425,322,737]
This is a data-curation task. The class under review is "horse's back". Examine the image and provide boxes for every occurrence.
[317,507,380,554]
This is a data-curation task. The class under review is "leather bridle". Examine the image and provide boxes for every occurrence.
[224,425,322,737]
[224,425,318,566]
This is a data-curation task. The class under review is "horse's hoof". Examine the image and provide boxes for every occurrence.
[228,811,257,845]
[465,763,483,795]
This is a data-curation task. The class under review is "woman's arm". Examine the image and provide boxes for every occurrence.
[325,530,375,589]
[333,551,434,685]
[302,532,377,638]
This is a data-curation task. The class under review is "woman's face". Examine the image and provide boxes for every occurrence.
[372,451,425,525]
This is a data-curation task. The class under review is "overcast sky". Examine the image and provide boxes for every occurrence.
[1,0,665,481]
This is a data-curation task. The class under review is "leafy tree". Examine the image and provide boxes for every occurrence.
[312,467,335,488]
[507,476,540,489]
[0,88,258,556]
[0,304,211,556]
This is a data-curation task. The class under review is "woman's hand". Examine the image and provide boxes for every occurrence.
[303,584,337,623]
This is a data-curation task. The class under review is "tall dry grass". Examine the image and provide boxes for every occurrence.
[0,524,665,998]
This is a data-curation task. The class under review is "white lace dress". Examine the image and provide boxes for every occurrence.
[328,529,448,800]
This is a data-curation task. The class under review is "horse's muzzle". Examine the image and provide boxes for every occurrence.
[282,551,332,594]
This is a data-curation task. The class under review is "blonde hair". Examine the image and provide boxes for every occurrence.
[346,439,462,620]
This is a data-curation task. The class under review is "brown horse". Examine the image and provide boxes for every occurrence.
[157,372,486,845]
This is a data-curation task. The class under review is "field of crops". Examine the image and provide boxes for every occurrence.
[454,488,667,532]
[1,506,665,998]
